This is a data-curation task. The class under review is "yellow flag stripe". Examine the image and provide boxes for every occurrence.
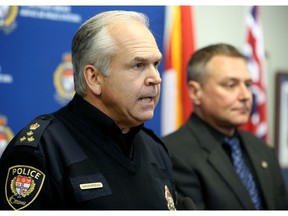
[170,6,183,128]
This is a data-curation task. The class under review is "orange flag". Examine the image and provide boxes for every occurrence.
[161,6,196,136]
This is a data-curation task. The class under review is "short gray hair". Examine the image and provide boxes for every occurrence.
[72,10,149,96]
[187,43,247,84]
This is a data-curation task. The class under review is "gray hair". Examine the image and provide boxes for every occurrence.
[72,10,149,96]
[187,43,247,84]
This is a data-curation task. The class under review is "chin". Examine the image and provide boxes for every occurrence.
[229,117,249,127]
[235,119,249,126]
[140,113,154,122]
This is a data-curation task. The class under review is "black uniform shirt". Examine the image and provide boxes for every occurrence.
[0,94,176,210]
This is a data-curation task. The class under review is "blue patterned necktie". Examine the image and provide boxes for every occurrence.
[224,137,263,210]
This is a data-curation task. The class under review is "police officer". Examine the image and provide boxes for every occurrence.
[0,10,176,210]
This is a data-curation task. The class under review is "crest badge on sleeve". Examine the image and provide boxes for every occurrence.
[5,165,45,210]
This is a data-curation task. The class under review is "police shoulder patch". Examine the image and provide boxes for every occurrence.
[15,114,54,148]
[5,165,46,210]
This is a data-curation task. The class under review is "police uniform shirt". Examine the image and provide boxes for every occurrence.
[0,94,176,210]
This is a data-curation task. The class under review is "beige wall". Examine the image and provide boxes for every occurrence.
[194,6,288,146]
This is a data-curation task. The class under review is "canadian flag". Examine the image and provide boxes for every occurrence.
[161,6,196,136]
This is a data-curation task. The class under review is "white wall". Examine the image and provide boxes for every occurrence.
[194,6,288,146]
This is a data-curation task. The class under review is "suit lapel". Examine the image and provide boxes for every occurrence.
[240,133,274,209]
[187,115,255,209]
[207,147,255,209]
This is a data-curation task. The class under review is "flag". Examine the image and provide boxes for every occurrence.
[161,6,196,136]
[241,6,268,141]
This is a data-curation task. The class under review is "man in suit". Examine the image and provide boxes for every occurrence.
[162,43,288,210]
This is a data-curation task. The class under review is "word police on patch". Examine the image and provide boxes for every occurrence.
[5,165,45,210]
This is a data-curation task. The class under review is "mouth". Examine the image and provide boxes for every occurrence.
[234,107,251,113]
[138,97,153,103]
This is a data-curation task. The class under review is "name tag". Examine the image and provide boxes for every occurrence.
[79,182,103,190]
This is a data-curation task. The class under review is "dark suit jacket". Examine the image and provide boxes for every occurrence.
[163,113,288,210]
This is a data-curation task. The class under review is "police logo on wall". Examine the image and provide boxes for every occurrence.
[54,53,75,104]
[5,165,45,210]
[0,6,18,34]
[0,115,14,158]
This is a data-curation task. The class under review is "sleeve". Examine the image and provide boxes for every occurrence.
[170,152,204,210]
[0,115,65,210]
[0,146,64,210]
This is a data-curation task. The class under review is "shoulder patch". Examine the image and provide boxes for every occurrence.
[5,165,45,210]
[15,115,54,148]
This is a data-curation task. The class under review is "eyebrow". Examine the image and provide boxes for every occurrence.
[133,56,163,63]
[225,77,253,82]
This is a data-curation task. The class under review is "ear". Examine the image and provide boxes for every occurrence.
[83,65,103,95]
[187,80,202,105]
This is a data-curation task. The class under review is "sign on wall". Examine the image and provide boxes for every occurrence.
[0,6,165,157]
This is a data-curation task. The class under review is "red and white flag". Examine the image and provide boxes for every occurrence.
[240,6,268,141]
[161,6,196,136]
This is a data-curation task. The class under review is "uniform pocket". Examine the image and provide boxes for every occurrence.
[69,173,112,202]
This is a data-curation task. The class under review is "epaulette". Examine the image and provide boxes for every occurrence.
[142,127,164,145]
[142,127,169,154]
[15,114,54,148]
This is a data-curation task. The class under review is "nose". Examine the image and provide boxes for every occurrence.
[145,65,162,86]
[238,83,252,100]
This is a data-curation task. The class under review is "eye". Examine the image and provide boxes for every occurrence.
[228,83,236,88]
[132,63,145,70]
[154,61,160,69]
[245,81,253,89]
[224,81,236,88]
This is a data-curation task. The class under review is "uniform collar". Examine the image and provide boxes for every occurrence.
[70,94,143,156]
